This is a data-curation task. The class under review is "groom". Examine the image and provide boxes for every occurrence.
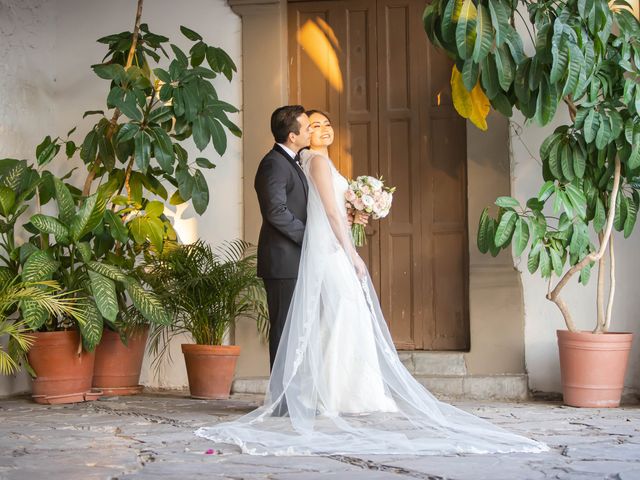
[255,105,311,370]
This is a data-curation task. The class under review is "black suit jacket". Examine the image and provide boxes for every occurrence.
[255,144,309,279]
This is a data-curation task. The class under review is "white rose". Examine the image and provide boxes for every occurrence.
[362,195,374,207]
[368,178,383,190]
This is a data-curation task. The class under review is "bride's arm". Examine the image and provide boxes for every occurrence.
[308,155,367,278]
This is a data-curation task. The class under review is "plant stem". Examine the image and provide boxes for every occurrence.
[603,236,615,332]
[563,96,578,122]
[123,156,135,203]
[82,0,145,197]
[596,232,605,330]
[546,156,621,331]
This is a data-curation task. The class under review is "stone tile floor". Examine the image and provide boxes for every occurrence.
[0,392,639,479]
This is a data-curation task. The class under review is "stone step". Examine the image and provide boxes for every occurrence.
[231,374,529,401]
[397,351,467,376]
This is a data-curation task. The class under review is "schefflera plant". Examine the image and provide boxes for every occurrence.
[16,14,241,348]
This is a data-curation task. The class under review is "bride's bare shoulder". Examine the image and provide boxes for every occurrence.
[301,150,331,170]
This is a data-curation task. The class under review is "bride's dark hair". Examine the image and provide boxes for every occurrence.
[305,109,332,123]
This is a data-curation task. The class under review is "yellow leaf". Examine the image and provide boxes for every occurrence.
[450,65,490,131]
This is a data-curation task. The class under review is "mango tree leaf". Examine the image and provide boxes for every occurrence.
[513,217,530,257]
[593,196,606,232]
[624,191,639,238]
[455,0,478,60]
[472,3,492,63]
[528,242,541,273]
[579,261,593,285]
[495,196,520,209]
[488,0,510,46]
[477,207,491,253]
[565,183,587,219]
[494,210,517,246]
[550,247,563,277]
[462,58,479,91]
[538,180,555,202]
[539,246,551,278]
[614,192,628,231]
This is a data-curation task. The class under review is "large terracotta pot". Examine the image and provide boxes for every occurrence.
[27,330,100,404]
[93,326,149,396]
[181,344,240,399]
[557,330,633,408]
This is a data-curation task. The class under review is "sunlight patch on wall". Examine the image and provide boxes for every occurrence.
[296,18,344,93]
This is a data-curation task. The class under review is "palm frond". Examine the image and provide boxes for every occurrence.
[138,239,268,371]
[0,279,85,375]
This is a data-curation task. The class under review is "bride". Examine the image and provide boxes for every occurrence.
[195,110,549,456]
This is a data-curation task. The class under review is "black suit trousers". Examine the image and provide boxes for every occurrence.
[263,278,297,370]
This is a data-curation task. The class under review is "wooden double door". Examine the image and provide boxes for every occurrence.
[288,0,469,350]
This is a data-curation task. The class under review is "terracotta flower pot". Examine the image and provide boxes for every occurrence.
[181,344,240,399]
[27,330,100,404]
[93,326,149,396]
[557,330,633,408]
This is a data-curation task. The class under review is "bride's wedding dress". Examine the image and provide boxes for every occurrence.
[195,150,548,456]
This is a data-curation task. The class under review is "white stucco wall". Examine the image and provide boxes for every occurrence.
[0,0,242,395]
[511,10,640,395]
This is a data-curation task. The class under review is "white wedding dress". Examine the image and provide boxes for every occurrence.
[195,150,549,456]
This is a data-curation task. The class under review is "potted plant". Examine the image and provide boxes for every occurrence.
[1,0,240,397]
[0,278,84,378]
[71,1,240,394]
[423,0,639,406]
[137,240,268,399]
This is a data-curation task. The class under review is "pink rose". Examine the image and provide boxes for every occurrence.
[345,189,357,202]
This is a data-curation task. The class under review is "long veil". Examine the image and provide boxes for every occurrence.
[195,151,549,456]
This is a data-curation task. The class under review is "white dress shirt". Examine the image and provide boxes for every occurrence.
[277,143,299,165]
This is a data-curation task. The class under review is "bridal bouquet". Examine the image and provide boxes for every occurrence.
[345,176,395,247]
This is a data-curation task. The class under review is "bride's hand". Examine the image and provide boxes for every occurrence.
[351,252,367,279]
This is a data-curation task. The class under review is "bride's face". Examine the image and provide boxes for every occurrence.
[309,113,334,148]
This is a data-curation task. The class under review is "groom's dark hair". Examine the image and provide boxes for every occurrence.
[271,105,306,143]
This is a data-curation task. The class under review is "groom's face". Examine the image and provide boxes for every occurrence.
[290,114,311,151]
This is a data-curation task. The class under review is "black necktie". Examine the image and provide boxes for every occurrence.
[293,153,301,167]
